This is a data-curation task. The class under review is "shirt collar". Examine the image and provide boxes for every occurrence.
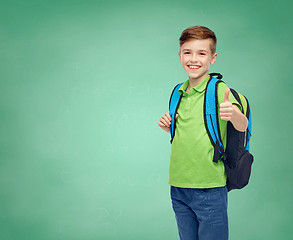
[178,74,211,95]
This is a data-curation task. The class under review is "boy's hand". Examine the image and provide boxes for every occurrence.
[158,112,178,133]
[220,88,235,121]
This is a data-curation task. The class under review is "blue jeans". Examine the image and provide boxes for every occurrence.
[170,185,228,240]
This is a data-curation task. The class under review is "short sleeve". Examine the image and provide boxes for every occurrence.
[217,82,242,112]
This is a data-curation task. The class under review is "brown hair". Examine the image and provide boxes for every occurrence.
[179,26,217,54]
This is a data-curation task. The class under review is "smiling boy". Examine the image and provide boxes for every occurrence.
[158,26,248,240]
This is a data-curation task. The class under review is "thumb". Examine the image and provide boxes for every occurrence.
[175,114,178,119]
[223,88,230,103]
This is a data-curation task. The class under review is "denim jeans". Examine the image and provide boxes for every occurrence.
[170,185,228,240]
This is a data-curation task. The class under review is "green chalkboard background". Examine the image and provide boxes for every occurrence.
[1,0,292,239]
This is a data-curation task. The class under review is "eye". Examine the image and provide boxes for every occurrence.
[200,52,206,55]
[184,52,190,54]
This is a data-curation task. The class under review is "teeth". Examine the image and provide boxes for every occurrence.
[189,65,200,69]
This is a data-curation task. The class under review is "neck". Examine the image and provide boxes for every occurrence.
[188,73,209,90]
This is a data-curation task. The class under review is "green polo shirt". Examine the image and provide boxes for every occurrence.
[168,74,241,188]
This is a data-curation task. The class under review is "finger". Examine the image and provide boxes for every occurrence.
[220,108,233,113]
[160,118,170,127]
[158,121,169,128]
[175,114,178,119]
[162,115,171,125]
[220,112,232,118]
[158,121,164,127]
[158,124,170,132]
[164,112,171,121]
[220,102,232,108]
[223,88,230,103]
[220,116,231,121]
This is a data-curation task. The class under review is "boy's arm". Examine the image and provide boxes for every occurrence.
[220,88,248,132]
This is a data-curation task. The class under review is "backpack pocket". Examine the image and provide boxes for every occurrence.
[236,150,254,188]
[225,149,254,191]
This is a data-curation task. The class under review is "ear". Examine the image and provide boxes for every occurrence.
[210,52,217,65]
[178,51,182,63]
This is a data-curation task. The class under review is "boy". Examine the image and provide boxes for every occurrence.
[158,26,248,240]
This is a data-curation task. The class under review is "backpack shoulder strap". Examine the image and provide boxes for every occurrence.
[242,95,252,150]
[230,89,244,114]
[169,82,184,143]
[230,89,252,151]
[204,73,225,162]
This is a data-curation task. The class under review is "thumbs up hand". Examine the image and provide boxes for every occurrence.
[220,88,235,121]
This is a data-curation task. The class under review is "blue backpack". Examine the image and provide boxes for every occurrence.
[169,73,254,191]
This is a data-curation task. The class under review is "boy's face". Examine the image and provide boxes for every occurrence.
[178,39,217,83]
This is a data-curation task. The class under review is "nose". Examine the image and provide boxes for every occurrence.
[190,53,199,63]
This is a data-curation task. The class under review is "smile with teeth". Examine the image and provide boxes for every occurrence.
[188,65,201,69]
